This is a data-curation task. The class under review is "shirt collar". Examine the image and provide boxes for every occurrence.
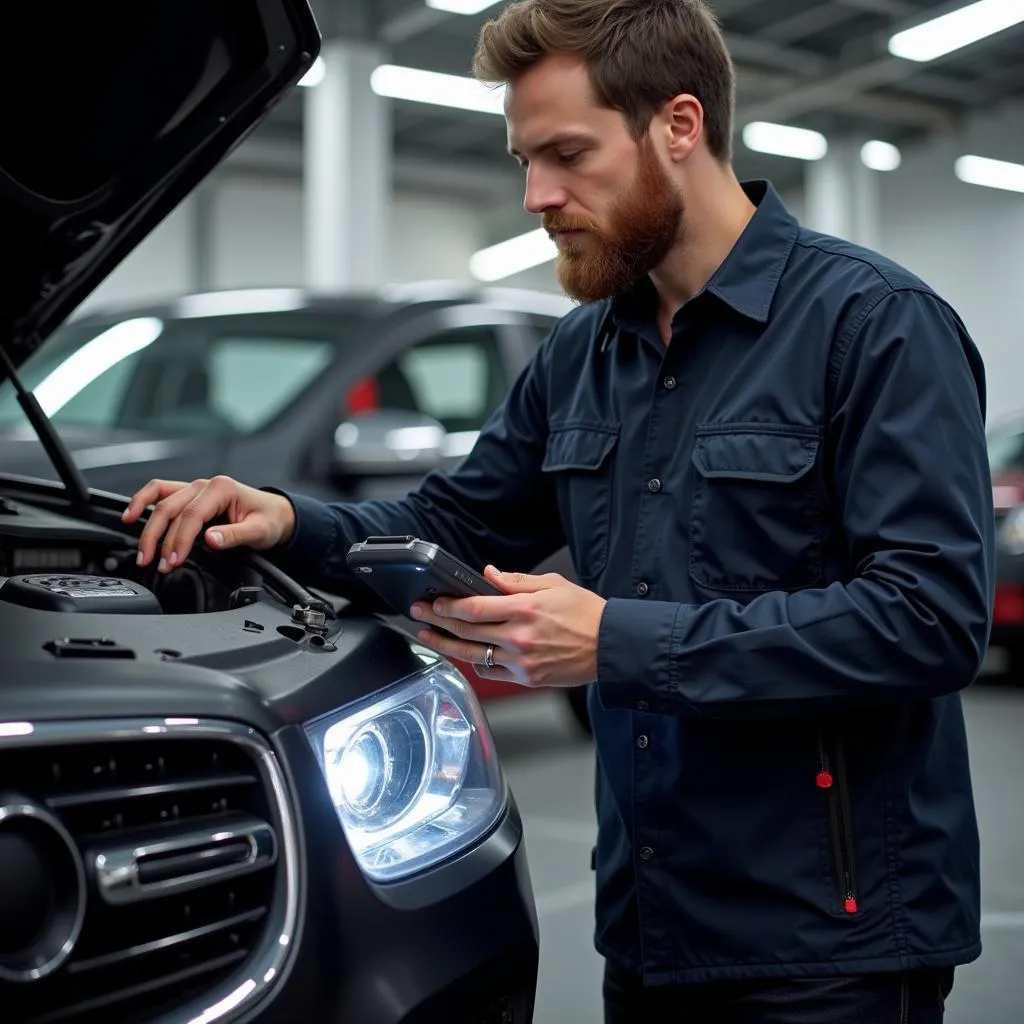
[611,179,799,332]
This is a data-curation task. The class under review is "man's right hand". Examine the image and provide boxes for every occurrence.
[121,476,297,572]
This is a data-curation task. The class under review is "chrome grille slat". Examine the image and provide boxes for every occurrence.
[68,907,267,974]
[0,719,299,1024]
[28,951,251,1024]
[46,772,258,810]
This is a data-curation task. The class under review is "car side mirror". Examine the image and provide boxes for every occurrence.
[332,408,447,476]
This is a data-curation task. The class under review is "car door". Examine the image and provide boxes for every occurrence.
[300,304,528,502]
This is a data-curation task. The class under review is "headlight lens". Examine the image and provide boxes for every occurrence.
[305,658,505,882]
[999,506,1024,555]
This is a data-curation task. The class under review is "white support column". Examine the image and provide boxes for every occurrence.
[304,38,391,292]
[804,139,881,251]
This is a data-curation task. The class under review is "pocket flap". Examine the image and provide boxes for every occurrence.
[692,427,820,483]
[542,424,618,472]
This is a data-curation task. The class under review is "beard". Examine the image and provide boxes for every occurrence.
[544,138,684,304]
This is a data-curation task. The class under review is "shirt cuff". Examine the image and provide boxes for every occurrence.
[596,598,685,713]
[261,488,339,566]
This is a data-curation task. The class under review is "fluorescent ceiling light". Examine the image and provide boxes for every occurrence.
[742,122,828,161]
[298,56,326,88]
[35,318,164,417]
[888,0,1024,62]
[861,140,902,172]
[470,229,557,282]
[370,64,505,115]
[426,0,503,13]
[954,154,1024,193]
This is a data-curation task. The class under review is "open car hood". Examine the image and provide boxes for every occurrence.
[0,1,320,381]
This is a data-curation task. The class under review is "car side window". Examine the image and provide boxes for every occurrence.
[206,335,334,433]
[374,326,511,439]
[989,429,1024,475]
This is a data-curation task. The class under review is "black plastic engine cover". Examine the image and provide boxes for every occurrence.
[0,574,160,614]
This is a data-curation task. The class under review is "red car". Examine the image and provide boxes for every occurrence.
[987,415,1024,674]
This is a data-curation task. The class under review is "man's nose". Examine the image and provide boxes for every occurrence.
[523,168,567,216]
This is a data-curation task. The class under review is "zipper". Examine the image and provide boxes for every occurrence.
[816,731,859,915]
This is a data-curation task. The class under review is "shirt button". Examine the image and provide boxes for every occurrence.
[647,478,662,493]
[636,582,649,596]
[636,700,649,711]
[639,846,654,861]
[637,734,649,749]
[663,376,677,390]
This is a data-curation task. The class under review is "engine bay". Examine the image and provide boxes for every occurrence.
[0,493,278,616]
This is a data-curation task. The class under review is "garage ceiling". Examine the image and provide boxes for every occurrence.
[251,0,1024,196]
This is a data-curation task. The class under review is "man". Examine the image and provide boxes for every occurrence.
[124,1,995,1020]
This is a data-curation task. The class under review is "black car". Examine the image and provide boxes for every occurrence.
[0,5,539,1024]
[0,280,591,729]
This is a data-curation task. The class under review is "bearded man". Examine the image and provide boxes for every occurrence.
[125,2,994,1021]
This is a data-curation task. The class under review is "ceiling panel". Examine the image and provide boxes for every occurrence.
[247,0,1024,200]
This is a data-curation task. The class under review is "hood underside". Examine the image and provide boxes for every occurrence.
[0,1,320,381]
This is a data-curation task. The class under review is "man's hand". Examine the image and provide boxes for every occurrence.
[121,477,297,572]
[410,567,607,689]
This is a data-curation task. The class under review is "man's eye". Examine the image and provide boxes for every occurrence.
[559,152,583,165]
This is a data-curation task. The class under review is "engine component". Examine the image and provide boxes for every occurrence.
[0,575,160,615]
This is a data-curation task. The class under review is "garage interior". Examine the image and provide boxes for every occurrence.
[64,2,1024,1021]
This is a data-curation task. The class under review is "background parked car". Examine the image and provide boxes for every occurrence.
[987,413,1024,675]
[0,284,594,732]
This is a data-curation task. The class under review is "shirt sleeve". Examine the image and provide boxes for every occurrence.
[597,288,996,718]
[266,332,565,603]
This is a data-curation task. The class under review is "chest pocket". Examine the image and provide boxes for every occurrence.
[689,424,824,593]
[542,423,619,585]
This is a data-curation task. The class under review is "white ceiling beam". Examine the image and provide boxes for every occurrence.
[762,5,858,45]
[380,4,449,44]
[836,0,916,14]
[737,56,958,129]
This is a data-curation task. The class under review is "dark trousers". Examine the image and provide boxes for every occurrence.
[603,961,955,1024]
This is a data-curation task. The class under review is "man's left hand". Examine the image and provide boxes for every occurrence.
[410,567,607,689]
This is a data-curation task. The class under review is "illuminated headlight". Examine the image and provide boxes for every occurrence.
[305,659,505,882]
[999,506,1024,555]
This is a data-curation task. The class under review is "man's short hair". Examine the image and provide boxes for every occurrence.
[473,0,736,162]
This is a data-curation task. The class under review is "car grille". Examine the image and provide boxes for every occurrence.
[0,720,298,1024]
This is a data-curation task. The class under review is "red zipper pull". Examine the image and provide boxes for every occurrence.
[844,896,858,914]
[816,771,833,789]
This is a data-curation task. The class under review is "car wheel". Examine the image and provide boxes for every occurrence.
[564,685,593,737]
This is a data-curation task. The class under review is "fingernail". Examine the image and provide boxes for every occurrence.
[158,558,168,573]
[410,604,423,619]
[169,552,179,566]
[209,531,223,548]
[433,601,444,615]
[136,550,144,566]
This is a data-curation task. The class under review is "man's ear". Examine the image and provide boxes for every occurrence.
[663,93,703,163]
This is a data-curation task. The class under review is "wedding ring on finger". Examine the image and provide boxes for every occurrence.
[483,644,495,670]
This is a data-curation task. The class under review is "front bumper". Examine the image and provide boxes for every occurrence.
[246,723,540,1024]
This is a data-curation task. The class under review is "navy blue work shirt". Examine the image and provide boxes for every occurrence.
[277,181,995,983]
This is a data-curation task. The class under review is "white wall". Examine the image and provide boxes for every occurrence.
[76,101,1024,427]
[874,101,1024,427]
[80,180,490,313]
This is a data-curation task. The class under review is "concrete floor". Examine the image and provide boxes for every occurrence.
[486,671,1024,1024]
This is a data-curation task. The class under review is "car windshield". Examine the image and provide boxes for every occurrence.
[0,312,346,437]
